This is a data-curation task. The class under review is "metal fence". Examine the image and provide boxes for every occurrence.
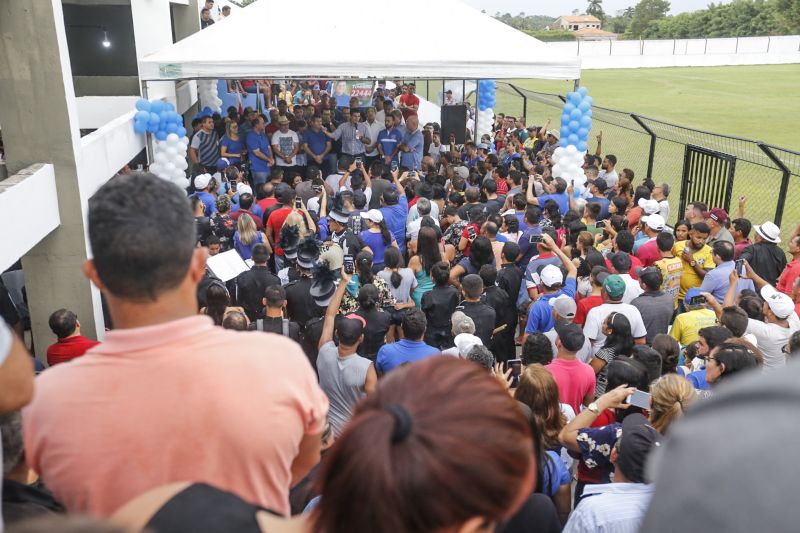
[497,82,800,241]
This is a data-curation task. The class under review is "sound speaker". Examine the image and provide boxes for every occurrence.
[440,105,467,145]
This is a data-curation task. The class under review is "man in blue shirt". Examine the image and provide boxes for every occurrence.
[377,115,404,166]
[517,206,543,268]
[302,115,334,176]
[399,115,423,171]
[522,233,578,343]
[700,240,754,303]
[246,117,274,186]
[192,173,216,216]
[586,177,612,220]
[529,177,570,216]
[376,310,439,374]
[378,174,409,254]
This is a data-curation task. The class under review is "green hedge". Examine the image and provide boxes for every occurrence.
[523,30,577,42]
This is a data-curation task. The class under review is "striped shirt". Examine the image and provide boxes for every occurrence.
[563,483,654,533]
[332,122,371,156]
[190,129,220,166]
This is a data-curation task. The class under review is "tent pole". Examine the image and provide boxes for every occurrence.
[573,79,581,90]
[474,79,479,142]
[141,80,153,165]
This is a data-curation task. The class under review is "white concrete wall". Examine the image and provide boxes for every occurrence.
[0,164,60,273]
[76,96,140,129]
[548,35,800,69]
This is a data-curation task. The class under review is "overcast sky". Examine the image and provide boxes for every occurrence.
[462,0,730,17]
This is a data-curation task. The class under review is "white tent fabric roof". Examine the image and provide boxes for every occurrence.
[139,0,581,81]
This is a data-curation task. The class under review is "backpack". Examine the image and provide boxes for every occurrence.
[256,318,290,336]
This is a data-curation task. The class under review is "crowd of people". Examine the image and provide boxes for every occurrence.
[0,76,799,533]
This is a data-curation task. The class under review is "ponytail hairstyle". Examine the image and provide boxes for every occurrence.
[649,373,697,435]
[356,250,375,286]
[311,357,533,533]
[378,219,393,246]
[383,247,404,289]
[542,199,562,229]
[417,226,443,275]
[357,283,379,311]
[603,312,634,356]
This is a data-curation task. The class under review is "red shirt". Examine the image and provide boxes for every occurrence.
[267,207,293,256]
[574,294,604,326]
[545,358,596,414]
[460,223,480,256]
[230,209,263,231]
[777,258,800,295]
[399,94,420,121]
[257,197,278,213]
[636,238,661,267]
[47,335,100,367]
[605,255,641,280]
[734,239,752,259]
[495,177,509,196]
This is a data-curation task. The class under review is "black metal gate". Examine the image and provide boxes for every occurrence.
[678,144,737,223]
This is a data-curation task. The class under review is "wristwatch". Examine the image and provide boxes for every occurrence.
[587,402,600,415]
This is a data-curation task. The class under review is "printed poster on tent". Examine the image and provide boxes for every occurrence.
[327,81,374,108]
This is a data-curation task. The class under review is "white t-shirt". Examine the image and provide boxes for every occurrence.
[271,130,300,166]
[658,200,670,223]
[599,168,618,188]
[745,314,800,369]
[620,274,644,304]
[364,119,384,157]
[428,143,442,164]
[325,172,348,193]
[584,302,648,355]
[407,216,440,242]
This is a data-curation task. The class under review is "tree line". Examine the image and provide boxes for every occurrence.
[490,0,799,40]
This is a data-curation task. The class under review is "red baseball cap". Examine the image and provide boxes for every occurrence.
[702,207,728,224]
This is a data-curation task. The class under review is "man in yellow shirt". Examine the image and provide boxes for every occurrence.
[672,221,714,302]
[653,232,683,309]
[670,288,717,346]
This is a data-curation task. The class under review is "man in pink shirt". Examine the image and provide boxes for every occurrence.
[635,214,666,267]
[23,174,328,517]
[546,323,596,413]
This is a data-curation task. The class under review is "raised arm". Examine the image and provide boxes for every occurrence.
[319,268,351,350]
[559,385,634,453]
[542,233,577,279]
[594,130,603,157]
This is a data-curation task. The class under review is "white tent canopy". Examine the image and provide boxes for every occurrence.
[139,0,581,81]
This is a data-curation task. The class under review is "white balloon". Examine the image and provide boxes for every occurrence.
[566,145,578,156]
[166,133,180,144]
[165,146,177,157]
[149,162,162,174]
[154,152,168,164]
[156,140,168,150]
[176,159,189,170]
[164,162,176,173]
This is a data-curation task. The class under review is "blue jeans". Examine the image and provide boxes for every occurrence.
[252,171,269,187]
[274,254,285,272]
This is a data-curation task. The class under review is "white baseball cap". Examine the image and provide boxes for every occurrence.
[360,209,384,223]
[236,183,253,196]
[194,173,212,189]
[760,285,795,319]
[454,333,482,357]
[642,213,666,231]
[540,264,564,288]
[638,198,660,215]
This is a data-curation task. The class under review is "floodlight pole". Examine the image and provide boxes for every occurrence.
[474,79,480,142]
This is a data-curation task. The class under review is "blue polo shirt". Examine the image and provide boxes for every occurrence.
[587,196,611,220]
[246,131,272,173]
[303,128,329,157]
[537,192,569,217]
[524,277,577,334]
[400,129,424,170]
[377,128,404,162]
[699,260,755,303]
[195,191,216,217]
[376,339,440,374]
[380,193,409,253]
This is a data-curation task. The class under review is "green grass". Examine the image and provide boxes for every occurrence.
[498,65,800,151]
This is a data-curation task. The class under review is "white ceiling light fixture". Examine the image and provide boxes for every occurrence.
[102,29,111,48]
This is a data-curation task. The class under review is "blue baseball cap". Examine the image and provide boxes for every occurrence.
[684,288,703,306]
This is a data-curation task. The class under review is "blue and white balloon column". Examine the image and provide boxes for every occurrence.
[197,80,223,113]
[133,98,190,187]
[552,86,593,191]
[476,79,496,140]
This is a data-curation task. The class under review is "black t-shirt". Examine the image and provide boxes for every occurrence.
[284,277,325,327]
[355,307,392,360]
[483,195,506,216]
[249,316,301,343]
[235,266,281,321]
[330,230,365,258]
[194,216,213,246]
[482,286,514,328]
[458,300,496,347]
[495,493,561,533]
[497,263,523,309]
[457,202,481,221]
[421,285,461,330]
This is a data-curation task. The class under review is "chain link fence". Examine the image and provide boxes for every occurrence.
[497,83,800,242]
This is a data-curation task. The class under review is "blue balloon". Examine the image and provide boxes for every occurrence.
[560,138,569,148]
[585,109,593,118]
[578,87,589,97]
[578,127,590,139]
[134,110,149,122]
[135,99,151,112]
[133,121,147,134]
[570,108,582,120]
[146,122,159,133]
[563,102,576,114]
[148,112,160,125]
[159,111,170,122]
[155,130,168,141]
[177,126,187,138]
[166,123,179,134]
[569,92,582,105]
[150,100,164,114]
[164,102,175,112]
[584,96,593,107]
[578,101,591,112]
[579,115,592,128]
[561,125,571,138]
[577,141,588,152]
[568,134,579,145]
[569,120,580,132]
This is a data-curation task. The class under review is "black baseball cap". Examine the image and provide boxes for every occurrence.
[618,413,663,483]
[592,177,609,192]
[635,266,663,290]
[610,252,633,274]
[555,322,585,352]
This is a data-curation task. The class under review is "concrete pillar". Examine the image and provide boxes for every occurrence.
[0,0,104,357]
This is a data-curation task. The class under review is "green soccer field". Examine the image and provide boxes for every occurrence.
[496,65,800,151]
